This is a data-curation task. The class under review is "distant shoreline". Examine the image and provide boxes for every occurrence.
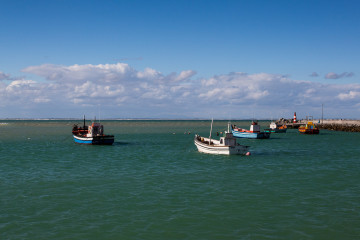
[1,118,360,123]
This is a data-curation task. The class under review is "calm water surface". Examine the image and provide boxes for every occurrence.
[1,120,359,239]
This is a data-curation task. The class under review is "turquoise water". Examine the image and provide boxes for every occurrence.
[1,120,359,239]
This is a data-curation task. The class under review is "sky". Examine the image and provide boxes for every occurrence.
[0,0,359,119]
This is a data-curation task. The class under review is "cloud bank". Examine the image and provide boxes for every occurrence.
[0,63,359,118]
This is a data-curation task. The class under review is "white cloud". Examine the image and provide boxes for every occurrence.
[199,72,287,103]
[136,67,161,79]
[5,80,38,95]
[175,70,197,82]
[22,63,134,83]
[338,91,360,100]
[325,72,354,79]
[0,63,359,118]
[6,79,37,88]
[71,81,125,103]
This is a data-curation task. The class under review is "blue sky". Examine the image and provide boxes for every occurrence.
[0,0,359,119]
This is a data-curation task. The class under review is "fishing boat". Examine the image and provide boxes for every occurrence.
[194,120,250,155]
[298,120,319,134]
[72,116,114,145]
[231,121,270,139]
[264,121,287,133]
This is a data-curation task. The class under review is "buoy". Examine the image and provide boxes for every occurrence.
[246,152,251,156]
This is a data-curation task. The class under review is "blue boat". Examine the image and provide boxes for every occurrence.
[72,117,114,145]
[231,121,270,139]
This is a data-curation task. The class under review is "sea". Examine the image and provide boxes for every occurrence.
[1,120,359,240]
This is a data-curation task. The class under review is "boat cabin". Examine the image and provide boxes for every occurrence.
[249,121,261,132]
[269,122,277,129]
[305,121,315,129]
[86,122,104,137]
[219,133,237,146]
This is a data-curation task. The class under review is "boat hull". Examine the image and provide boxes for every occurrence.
[73,135,114,145]
[194,137,249,155]
[298,129,319,134]
[232,130,270,139]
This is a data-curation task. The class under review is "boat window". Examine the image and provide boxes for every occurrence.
[220,139,223,144]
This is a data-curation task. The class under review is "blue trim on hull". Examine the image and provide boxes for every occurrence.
[232,130,270,139]
[74,137,92,144]
[73,135,114,145]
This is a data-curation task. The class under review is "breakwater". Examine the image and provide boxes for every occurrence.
[313,119,360,132]
[279,119,360,132]
[317,123,360,132]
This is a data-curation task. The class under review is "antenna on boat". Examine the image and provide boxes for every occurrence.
[83,115,86,128]
[98,104,101,123]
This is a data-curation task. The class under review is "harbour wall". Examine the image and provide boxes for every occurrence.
[317,123,360,132]
[282,119,360,132]
[312,119,360,132]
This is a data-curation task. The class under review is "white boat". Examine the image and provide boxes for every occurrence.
[264,121,287,133]
[194,121,250,155]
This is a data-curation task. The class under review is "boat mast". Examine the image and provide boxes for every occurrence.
[83,115,86,128]
[209,118,213,144]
